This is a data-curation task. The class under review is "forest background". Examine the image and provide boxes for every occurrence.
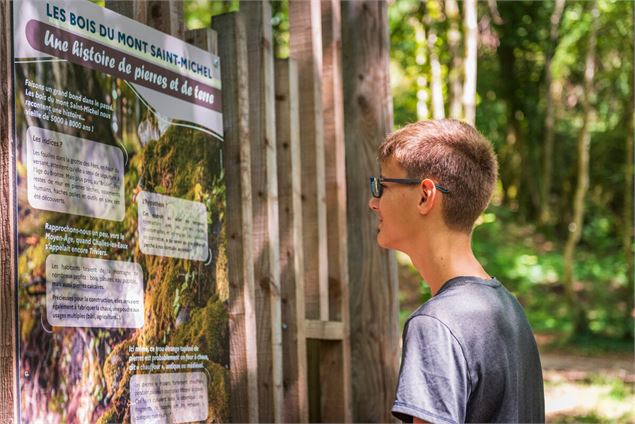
[180,0,634,422]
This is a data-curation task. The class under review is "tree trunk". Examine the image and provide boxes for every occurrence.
[540,0,566,226]
[411,16,430,120]
[496,34,521,208]
[462,0,477,125]
[487,0,503,25]
[563,1,598,336]
[428,30,444,119]
[445,0,463,120]
[425,1,444,119]
[623,48,634,336]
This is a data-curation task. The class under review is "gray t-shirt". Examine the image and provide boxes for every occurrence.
[392,276,544,423]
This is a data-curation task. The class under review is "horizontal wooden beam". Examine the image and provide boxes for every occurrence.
[305,320,343,340]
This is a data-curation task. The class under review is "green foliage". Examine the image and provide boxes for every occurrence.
[390,0,634,342]
[608,378,629,401]
[271,0,290,58]
[184,0,238,30]
[471,205,632,341]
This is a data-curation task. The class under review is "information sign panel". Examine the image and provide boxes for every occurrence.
[13,1,229,422]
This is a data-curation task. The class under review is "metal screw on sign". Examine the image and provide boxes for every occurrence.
[213,57,220,68]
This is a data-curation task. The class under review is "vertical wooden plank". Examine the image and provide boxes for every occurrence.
[317,340,345,422]
[104,0,148,23]
[307,339,321,423]
[0,0,16,422]
[289,0,328,323]
[147,0,184,38]
[320,1,353,422]
[275,58,309,424]
[240,2,283,422]
[341,1,400,422]
[185,28,218,54]
[322,0,346,323]
[213,12,259,423]
[289,3,329,420]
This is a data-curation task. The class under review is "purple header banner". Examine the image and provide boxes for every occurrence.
[26,19,222,113]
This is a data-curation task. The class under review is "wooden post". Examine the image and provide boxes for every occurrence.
[185,28,218,54]
[213,11,259,423]
[320,0,352,422]
[147,0,184,39]
[240,1,283,422]
[289,0,329,322]
[341,1,400,422]
[0,0,16,421]
[275,58,309,424]
[104,0,148,23]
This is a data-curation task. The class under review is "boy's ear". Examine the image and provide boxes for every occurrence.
[417,179,437,215]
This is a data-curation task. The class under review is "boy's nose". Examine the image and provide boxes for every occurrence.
[368,196,379,211]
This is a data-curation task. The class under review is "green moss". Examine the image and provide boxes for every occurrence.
[205,362,229,421]
[171,297,229,421]
[171,296,228,362]
[96,408,118,424]
[215,230,229,302]
[94,125,228,422]
[140,126,224,220]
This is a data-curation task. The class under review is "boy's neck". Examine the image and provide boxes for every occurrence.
[408,230,490,296]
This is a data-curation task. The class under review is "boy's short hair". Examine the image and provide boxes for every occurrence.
[378,119,498,233]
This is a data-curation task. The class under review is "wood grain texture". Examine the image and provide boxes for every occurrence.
[341,1,400,422]
[147,0,184,38]
[318,339,348,423]
[307,338,321,422]
[1,0,16,422]
[275,58,309,424]
[322,0,348,323]
[305,320,343,341]
[320,1,353,421]
[185,28,218,54]
[240,1,283,422]
[213,11,259,423]
[104,0,147,23]
[289,0,329,322]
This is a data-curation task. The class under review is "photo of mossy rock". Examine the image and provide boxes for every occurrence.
[15,57,229,423]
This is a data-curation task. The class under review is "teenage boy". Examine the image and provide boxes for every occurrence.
[368,119,544,423]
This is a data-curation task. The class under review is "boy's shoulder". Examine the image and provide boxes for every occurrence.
[410,276,504,322]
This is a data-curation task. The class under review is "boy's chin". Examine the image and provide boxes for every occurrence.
[376,233,393,250]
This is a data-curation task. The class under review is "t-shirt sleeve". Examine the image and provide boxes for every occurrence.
[392,315,470,424]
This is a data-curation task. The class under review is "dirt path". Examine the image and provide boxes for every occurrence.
[541,351,635,383]
[540,349,635,422]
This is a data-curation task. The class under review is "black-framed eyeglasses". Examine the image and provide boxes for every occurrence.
[369,176,450,198]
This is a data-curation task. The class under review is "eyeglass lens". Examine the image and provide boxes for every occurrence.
[369,177,382,198]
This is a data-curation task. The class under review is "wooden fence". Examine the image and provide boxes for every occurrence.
[0,0,398,422]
